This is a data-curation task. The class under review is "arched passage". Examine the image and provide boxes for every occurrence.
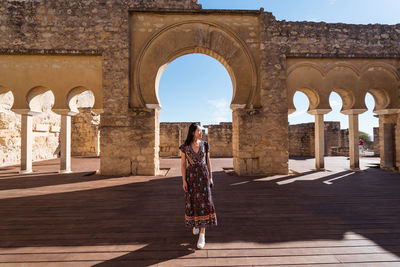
[131,20,258,109]
[121,12,282,177]
[158,53,233,157]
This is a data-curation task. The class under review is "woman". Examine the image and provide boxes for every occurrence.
[179,123,217,249]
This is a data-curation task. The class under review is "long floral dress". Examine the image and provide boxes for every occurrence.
[179,141,217,228]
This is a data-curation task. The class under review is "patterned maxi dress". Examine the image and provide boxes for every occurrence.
[179,141,217,228]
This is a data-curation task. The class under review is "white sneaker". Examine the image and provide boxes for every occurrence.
[197,233,205,249]
[192,227,200,235]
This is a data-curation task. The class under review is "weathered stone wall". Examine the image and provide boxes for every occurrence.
[159,122,206,157]
[159,123,180,157]
[289,121,350,157]
[0,110,60,167]
[71,108,100,157]
[0,0,398,175]
[289,123,314,156]
[379,114,397,170]
[0,111,21,166]
[374,127,380,156]
[205,122,232,157]
[277,20,400,57]
[0,0,201,175]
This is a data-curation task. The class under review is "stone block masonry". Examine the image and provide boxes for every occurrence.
[0,0,398,175]
[159,122,203,157]
[289,122,350,157]
[204,122,232,157]
[71,108,100,157]
[0,110,60,167]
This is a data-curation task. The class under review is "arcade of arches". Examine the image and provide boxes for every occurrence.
[0,0,399,176]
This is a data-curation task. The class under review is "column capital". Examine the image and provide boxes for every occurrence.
[11,109,41,116]
[230,104,246,110]
[53,109,78,116]
[341,109,367,115]
[145,104,162,110]
[374,109,400,115]
[92,108,104,114]
[308,109,331,115]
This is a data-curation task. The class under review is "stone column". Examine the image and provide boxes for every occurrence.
[12,109,38,173]
[343,109,366,170]
[349,114,359,169]
[20,113,33,173]
[100,107,160,176]
[309,109,330,171]
[376,111,398,170]
[54,109,77,173]
[232,105,288,176]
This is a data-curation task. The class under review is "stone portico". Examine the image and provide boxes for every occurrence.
[0,0,398,175]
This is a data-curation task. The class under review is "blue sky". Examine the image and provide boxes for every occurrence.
[158,0,400,139]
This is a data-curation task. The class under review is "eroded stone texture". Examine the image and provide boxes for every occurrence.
[379,114,397,170]
[0,0,399,175]
[289,122,350,157]
[205,122,232,157]
[374,127,380,156]
[71,108,100,157]
[0,110,60,167]
[159,122,203,157]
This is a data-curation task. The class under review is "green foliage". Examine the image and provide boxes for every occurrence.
[359,131,371,142]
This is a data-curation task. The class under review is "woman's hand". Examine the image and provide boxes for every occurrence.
[182,180,188,192]
[210,177,214,187]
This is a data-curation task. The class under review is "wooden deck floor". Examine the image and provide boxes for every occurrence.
[0,157,400,266]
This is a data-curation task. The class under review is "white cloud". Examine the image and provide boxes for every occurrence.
[329,0,337,5]
[207,98,231,123]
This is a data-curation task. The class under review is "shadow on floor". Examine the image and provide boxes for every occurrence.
[1,166,400,265]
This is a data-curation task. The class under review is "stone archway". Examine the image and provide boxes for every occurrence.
[130,20,258,109]
[286,58,400,171]
[105,9,288,176]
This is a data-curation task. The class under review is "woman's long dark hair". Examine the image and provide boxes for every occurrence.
[184,123,200,146]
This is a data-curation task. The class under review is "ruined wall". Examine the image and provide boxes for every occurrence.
[278,21,400,57]
[159,123,180,157]
[0,0,398,175]
[374,127,380,156]
[0,0,201,175]
[289,121,349,157]
[71,108,100,157]
[205,122,232,157]
[379,114,397,170]
[159,122,206,157]
[289,123,314,157]
[0,110,60,167]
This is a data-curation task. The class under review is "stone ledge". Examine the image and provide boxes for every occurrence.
[34,124,48,132]
[286,52,400,59]
[129,8,264,15]
[0,49,102,56]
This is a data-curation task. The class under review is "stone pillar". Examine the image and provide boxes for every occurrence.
[377,112,398,170]
[60,114,72,173]
[12,109,38,173]
[20,113,33,173]
[348,114,360,169]
[100,107,160,176]
[309,110,330,170]
[232,107,288,176]
[54,110,77,173]
[71,108,101,157]
[343,109,366,170]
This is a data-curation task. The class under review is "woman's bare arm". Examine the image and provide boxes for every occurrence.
[207,151,213,181]
[181,151,188,192]
[181,152,187,179]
